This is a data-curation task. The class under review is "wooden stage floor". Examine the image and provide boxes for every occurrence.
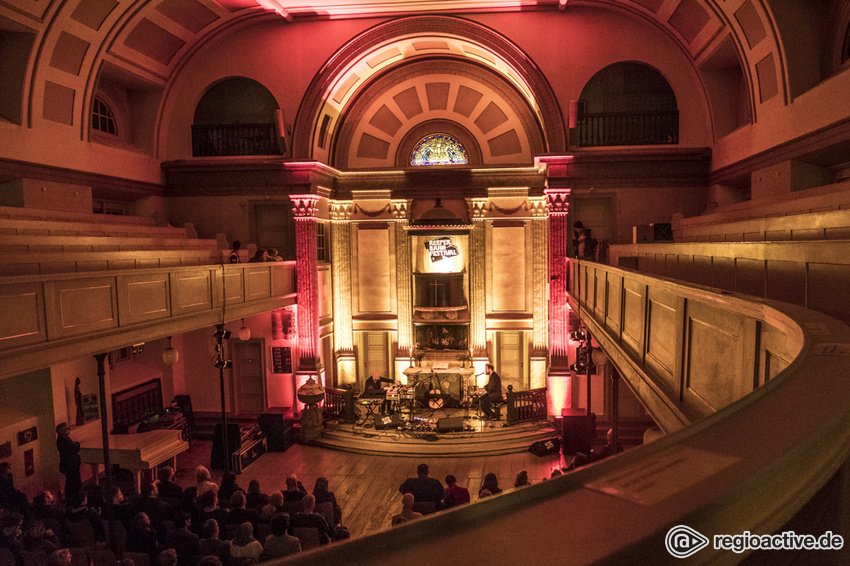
[173,423,569,540]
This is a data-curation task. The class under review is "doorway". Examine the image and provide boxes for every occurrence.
[496,331,526,393]
[232,341,266,415]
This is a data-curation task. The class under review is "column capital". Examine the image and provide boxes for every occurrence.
[391,200,410,220]
[469,198,488,219]
[544,188,571,215]
[529,197,548,217]
[330,201,353,221]
[290,194,320,218]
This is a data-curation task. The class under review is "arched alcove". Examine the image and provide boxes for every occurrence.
[576,61,678,147]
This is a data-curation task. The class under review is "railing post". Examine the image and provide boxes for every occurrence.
[343,385,356,423]
[506,385,516,424]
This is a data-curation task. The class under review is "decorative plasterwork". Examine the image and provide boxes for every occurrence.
[291,194,321,218]
[391,200,410,220]
[330,201,353,221]
[544,189,571,216]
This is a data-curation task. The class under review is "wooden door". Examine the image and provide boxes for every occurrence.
[232,341,266,415]
[497,331,525,393]
[358,332,389,386]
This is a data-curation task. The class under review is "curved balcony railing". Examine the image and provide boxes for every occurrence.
[273,260,850,565]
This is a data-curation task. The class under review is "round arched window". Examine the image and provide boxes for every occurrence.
[410,133,468,166]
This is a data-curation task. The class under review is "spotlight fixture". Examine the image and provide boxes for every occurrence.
[570,329,587,342]
[213,327,231,341]
[215,358,232,369]
[131,343,145,355]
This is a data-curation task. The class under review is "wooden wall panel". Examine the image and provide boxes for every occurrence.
[713,256,735,291]
[271,264,295,297]
[683,302,750,413]
[245,267,272,301]
[171,269,213,314]
[222,269,244,305]
[645,287,678,388]
[621,279,645,356]
[604,273,622,335]
[46,277,118,338]
[357,227,391,313]
[0,282,45,348]
[807,263,850,321]
[765,259,805,306]
[735,258,764,297]
[118,273,170,325]
[491,225,527,312]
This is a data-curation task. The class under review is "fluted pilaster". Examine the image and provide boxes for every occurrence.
[291,194,320,369]
[545,188,571,368]
[469,198,487,356]
[330,201,354,354]
[393,201,413,357]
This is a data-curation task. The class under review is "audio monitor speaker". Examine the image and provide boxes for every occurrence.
[436,416,464,433]
[561,409,592,455]
[528,438,561,457]
[258,413,296,452]
[374,414,400,430]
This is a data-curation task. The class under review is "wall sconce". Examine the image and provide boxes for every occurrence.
[238,318,251,341]
[131,343,144,355]
[162,337,179,366]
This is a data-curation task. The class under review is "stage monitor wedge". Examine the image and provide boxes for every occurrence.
[374,414,400,430]
[437,416,464,432]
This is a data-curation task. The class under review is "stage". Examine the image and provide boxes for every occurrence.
[313,403,560,457]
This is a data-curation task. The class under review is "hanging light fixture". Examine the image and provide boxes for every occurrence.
[162,336,179,366]
[238,318,251,341]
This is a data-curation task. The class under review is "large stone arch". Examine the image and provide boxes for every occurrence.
[293,16,566,165]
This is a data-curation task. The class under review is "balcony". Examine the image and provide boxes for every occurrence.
[575,110,679,147]
[191,123,281,157]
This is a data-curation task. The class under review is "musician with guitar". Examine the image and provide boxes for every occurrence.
[479,363,503,421]
[364,370,395,414]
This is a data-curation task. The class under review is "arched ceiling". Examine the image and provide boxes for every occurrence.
[0,0,805,157]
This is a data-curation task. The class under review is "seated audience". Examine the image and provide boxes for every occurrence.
[261,513,301,559]
[47,549,71,566]
[196,489,227,532]
[198,558,222,566]
[259,491,284,523]
[312,477,342,526]
[244,480,268,512]
[229,522,263,562]
[65,491,106,543]
[514,470,531,488]
[126,512,159,563]
[156,549,178,566]
[265,248,284,262]
[442,475,471,508]
[290,495,332,545]
[0,512,25,566]
[29,491,66,542]
[156,466,183,502]
[282,475,306,503]
[195,466,218,498]
[218,473,244,508]
[479,473,502,499]
[247,249,267,263]
[226,492,259,527]
[164,511,198,566]
[0,462,28,515]
[20,519,60,553]
[398,463,444,510]
[130,482,172,541]
[196,519,230,563]
[391,493,423,526]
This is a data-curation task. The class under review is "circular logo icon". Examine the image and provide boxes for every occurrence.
[665,525,709,559]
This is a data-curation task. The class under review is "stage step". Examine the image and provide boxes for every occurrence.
[312,417,561,457]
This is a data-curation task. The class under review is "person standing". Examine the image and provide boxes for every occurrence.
[479,364,503,421]
[55,423,82,501]
[228,241,241,264]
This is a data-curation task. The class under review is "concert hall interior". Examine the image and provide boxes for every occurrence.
[2,0,850,563]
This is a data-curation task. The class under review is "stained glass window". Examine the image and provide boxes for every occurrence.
[410,133,468,166]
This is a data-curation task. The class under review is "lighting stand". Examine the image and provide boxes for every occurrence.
[214,324,231,473]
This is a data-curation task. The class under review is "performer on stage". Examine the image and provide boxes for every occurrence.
[364,370,394,414]
[479,363,503,421]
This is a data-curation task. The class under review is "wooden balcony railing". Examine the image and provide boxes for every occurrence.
[323,386,356,423]
[191,123,281,157]
[505,385,547,425]
[575,110,678,147]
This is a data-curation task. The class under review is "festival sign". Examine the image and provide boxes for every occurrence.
[425,236,459,262]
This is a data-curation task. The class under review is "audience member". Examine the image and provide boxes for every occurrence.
[196,489,227,532]
[247,249,267,263]
[47,549,71,566]
[164,511,198,566]
[479,473,502,498]
[442,475,470,508]
[398,463,444,510]
[29,491,66,541]
[196,519,230,563]
[55,423,82,501]
[195,466,218,498]
[228,241,241,264]
[156,466,183,501]
[262,513,301,559]
[218,473,244,507]
[20,519,60,553]
[282,475,306,505]
[176,487,199,521]
[126,512,159,563]
[259,491,284,522]
[290,495,332,546]
[0,462,28,515]
[131,482,172,541]
[65,492,106,543]
[198,557,222,566]
[391,494,423,526]
[229,522,263,561]
[312,477,342,526]
[265,248,284,262]
[590,429,624,463]
[244,480,268,512]
[0,512,25,566]
[156,548,178,566]
[514,470,531,488]
[226,492,259,527]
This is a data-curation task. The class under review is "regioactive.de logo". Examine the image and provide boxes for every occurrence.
[666,525,710,558]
